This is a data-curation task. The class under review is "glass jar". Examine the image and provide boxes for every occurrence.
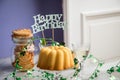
[12,37,35,71]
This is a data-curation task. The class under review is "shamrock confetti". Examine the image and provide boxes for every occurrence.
[4,37,120,80]
[109,75,116,80]
[4,56,120,80]
[15,59,23,70]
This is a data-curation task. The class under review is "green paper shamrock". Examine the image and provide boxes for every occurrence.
[107,67,114,74]
[60,77,67,80]
[52,41,56,46]
[98,62,104,67]
[59,42,65,46]
[16,77,21,80]
[73,69,81,77]
[116,66,120,72]
[42,71,54,80]
[40,38,46,46]
[74,58,79,65]
[88,54,93,58]
[10,72,15,77]
[109,75,116,80]
[15,59,22,69]
[20,51,26,56]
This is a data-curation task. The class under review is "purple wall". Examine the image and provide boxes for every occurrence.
[0,0,63,58]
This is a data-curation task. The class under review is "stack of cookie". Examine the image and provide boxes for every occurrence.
[12,29,34,71]
[12,29,33,39]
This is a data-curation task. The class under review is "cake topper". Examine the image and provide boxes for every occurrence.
[31,14,64,40]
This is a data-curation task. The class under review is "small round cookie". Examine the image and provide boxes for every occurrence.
[12,29,33,38]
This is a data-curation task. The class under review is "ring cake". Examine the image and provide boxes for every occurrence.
[37,46,74,70]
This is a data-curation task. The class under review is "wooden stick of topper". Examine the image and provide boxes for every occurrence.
[52,28,54,42]
[42,30,45,39]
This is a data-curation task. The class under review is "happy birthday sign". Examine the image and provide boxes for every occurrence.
[31,14,64,34]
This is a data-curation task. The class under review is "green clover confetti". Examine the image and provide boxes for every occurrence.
[83,55,87,60]
[99,62,104,67]
[59,42,65,46]
[15,59,23,69]
[88,54,93,58]
[20,51,26,56]
[88,55,104,80]
[5,59,120,80]
[40,38,46,46]
[42,71,54,80]
[107,60,120,80]
[116,66,120,72]
[16,77,22,80]
[27,70,33,77]
[74,58,79,65]
[109,75,116,80]
[52,41,57,46]
[60,77,67,80]
[73,69,81,77]
[107,67,114,74]
[4,37,120,80]
[10,72,15,77]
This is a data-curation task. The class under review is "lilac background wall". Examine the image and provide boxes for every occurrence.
[0,0,63,58]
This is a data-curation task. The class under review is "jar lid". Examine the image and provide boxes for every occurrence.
[11,28,33,44]
[12,28,33,39]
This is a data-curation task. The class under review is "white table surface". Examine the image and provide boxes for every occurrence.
[0,55,120,80]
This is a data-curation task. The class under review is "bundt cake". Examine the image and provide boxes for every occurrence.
[37,46,74,70]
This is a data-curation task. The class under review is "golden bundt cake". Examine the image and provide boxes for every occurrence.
[37,46,74,70]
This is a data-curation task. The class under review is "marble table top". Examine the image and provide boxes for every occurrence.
[0,55,120,80]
